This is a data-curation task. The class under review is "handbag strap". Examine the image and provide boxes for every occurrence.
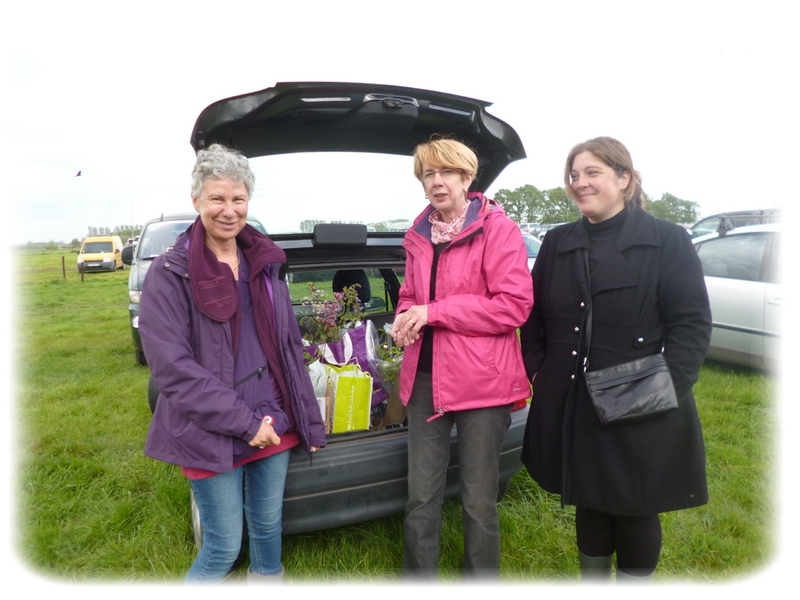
[582,249,666,372]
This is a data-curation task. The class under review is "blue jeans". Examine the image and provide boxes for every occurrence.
[185,450,290,583]
[404,371,511,579]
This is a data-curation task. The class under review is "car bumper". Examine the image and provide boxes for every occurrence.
[128,305,146,365]
[281,402,529,535]
[80,262,115,272]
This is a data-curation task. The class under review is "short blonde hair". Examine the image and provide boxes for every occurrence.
[413,137,478,183]
[564,137,645,208]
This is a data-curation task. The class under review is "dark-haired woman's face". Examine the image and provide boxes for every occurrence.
[568,152,630,223]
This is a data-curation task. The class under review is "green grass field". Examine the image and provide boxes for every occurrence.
[12,249,778,585]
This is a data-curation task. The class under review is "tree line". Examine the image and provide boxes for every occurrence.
[494,185,699,225]
[41,189,697,249]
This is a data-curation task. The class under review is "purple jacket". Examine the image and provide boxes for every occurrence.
[140,220,326,473]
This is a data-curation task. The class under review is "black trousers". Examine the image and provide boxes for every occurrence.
[575,507,662,575]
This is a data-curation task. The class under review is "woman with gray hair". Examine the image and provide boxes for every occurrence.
[140,143,326,583]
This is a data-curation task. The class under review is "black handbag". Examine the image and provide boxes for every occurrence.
[582,251,678,425]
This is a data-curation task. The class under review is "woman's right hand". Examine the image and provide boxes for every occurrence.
[248,417,281,448]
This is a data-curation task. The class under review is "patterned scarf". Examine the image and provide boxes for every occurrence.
[429,201,469,244]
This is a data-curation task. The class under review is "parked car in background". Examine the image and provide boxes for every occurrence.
[689,208,780,239]
[145,81,530,544]
[693,223,780,371]
[522,232,541,272]
[121,213,266,366]
[77,235,124,273]
[518,222,539,235]
[535,222,569,240]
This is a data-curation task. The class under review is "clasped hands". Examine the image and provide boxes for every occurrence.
[390,305,428,348]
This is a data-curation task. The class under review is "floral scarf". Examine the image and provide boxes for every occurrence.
[429,201,469,244]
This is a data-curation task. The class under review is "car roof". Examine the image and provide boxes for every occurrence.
[190,81,526,192]
[692,222,781,244]
[692,207,780,226]
[142,212,267,234]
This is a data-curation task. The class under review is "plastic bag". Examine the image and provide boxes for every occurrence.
[305,321,388,406]
[327,363,372,433]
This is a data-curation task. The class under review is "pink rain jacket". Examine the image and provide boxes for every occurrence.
[397,193,533,416]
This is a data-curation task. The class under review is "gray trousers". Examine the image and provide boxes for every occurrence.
[403,371,511,579]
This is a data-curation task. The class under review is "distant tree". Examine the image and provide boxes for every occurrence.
[494,185,544,223]
[299,219,326,233]
[645,192,699,224]
[70,238,81,248]
[540,187,581,223]
[45,241,58,251]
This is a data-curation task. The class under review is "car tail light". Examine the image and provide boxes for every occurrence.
[511,398,528,412]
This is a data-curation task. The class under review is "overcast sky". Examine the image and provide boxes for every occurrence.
[5,1,798,246]
[3,0,798,593]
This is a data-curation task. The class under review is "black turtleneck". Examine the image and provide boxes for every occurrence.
[585,207,627,272]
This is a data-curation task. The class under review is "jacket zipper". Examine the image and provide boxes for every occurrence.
[234,365,266,387]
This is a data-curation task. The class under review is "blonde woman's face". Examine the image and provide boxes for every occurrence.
[420,161,473,222]
[568,151,630,224]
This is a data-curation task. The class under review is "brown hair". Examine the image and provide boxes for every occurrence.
[563,137,645,208]
[412,137,478,183]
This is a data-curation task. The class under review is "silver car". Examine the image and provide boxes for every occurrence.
[693,223,781,371]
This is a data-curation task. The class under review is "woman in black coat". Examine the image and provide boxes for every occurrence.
[520,137,712,582]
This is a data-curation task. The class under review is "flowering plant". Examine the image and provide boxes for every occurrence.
[299,281,403,388]
[299,282,364,346]
[376,326,404,388]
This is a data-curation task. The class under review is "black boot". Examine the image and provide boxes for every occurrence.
[616,567,653,583]
[579,552,612,582]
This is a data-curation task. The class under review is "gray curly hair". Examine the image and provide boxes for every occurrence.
[190,143,255,199]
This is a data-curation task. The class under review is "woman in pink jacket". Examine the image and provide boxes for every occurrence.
[391,137,533,579]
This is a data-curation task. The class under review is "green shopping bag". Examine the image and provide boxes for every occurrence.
[328,363,372,433]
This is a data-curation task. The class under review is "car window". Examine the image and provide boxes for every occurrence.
[82,241,113,253]
[691,218,721,238]
[696,232,770,282]
[287,268,401,313]
[138,221,192,259]
[522,235,540,258]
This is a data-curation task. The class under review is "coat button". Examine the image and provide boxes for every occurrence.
[579,302,585,308]
[570,374,576,380]
[571,350,578,356]
[637,337,645,344]
[574,327,580,333]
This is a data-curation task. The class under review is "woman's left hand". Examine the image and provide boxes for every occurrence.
[391,305,428,348]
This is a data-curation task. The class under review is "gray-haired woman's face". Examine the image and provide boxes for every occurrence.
[191,177,249,247]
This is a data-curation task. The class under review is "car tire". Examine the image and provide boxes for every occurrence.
[189,487,204,550]
[148,374,159,414]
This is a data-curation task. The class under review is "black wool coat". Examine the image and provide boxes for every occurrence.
[520,206,712,515]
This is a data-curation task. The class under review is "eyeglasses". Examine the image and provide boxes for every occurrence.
[421,168,462,183]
